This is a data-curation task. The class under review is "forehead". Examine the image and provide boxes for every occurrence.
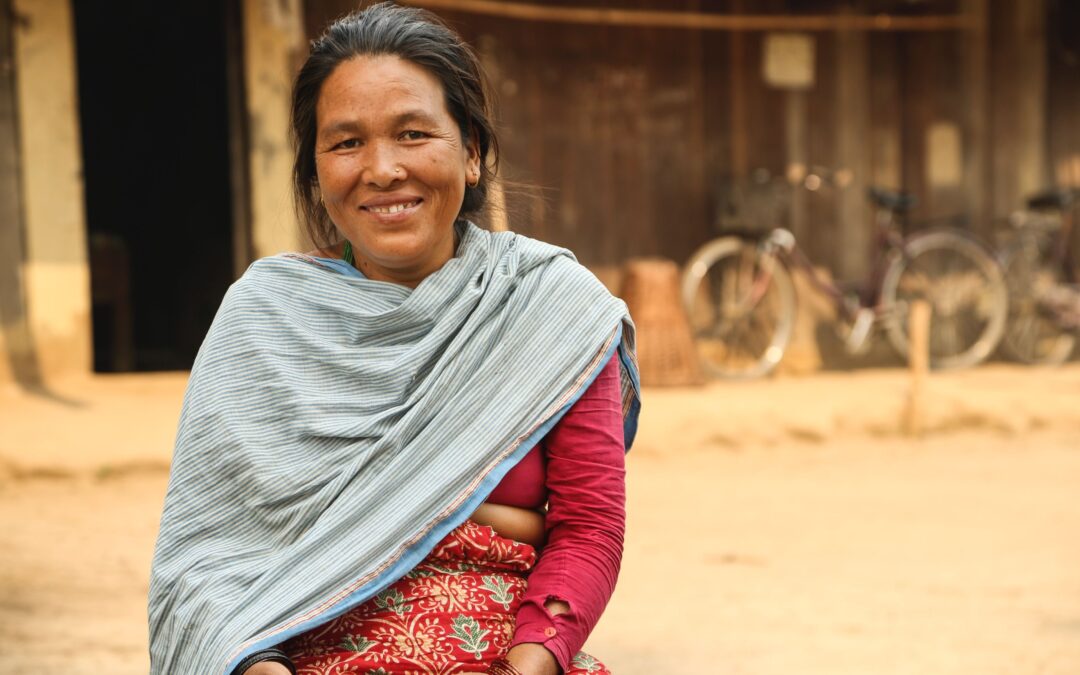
[316,55,451,129]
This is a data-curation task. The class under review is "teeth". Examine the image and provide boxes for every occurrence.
[368,200,419,214]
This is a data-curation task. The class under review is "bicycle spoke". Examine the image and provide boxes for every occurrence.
[884,231,1008,369]
[1001,230,1075,364]
[684,239,794,378]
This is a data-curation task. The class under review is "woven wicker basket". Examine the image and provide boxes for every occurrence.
[619,258,703,386]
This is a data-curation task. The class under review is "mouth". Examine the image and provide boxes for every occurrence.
[363,199,422,215]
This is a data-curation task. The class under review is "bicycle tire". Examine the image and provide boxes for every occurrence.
[680,236,796,379]
[999,232,1075,365]
[880,229,1008,369]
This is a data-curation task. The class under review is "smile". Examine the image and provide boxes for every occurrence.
[365,199,422,214]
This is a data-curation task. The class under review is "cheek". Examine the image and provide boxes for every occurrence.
[430,156,465,192]
[316,156,360,197]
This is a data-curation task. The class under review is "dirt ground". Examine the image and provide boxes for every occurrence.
[1,366,1079,674]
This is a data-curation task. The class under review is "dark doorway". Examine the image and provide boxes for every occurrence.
[73,0,238,371]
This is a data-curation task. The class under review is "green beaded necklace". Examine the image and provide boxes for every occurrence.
[342,240,355,266]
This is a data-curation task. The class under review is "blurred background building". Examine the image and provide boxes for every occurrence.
[1,0,1077,385]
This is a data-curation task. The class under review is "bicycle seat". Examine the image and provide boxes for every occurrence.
[1026,188,1076,211]
[868,187,918,212]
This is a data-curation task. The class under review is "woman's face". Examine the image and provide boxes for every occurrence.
[315,55,480,286]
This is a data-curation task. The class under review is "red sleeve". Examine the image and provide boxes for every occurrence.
[509,353,626,670]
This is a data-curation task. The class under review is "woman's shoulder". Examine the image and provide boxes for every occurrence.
[240,250,341,279]
[219,253,333,308]
[510,233,607,288]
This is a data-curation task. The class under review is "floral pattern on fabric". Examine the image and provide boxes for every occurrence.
[283,520,610,674]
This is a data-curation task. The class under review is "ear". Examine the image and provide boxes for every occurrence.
[465,135,481,181]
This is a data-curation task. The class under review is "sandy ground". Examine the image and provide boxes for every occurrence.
[1,366,1079,674]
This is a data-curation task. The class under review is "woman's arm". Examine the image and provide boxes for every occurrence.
[506,354,627,673]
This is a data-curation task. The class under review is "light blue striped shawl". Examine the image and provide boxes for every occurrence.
[148,223,640,674]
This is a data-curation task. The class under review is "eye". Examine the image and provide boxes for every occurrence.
[399,130,428,141]
[332,138,360,151]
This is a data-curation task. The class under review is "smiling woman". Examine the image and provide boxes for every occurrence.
[147,4,640,675]
[313,55,479,286]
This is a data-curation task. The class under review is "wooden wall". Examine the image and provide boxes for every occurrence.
[1046,0,1080,189]
[304,0,1079,282]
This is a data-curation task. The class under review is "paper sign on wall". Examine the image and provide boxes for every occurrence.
[763,32,815,90]
[926,121,963,188]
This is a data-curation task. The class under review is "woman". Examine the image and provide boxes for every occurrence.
[148,4,639,675]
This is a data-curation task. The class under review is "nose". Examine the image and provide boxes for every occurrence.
[360,141,404,188]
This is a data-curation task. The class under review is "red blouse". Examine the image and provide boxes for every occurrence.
[486,354,626,670]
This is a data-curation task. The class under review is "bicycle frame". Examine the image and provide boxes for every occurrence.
[1008,195,1080,326]
[756,207,907,324]
[1051,204,1076,284]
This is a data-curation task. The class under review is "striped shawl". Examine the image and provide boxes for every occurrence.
[148,223,640,674]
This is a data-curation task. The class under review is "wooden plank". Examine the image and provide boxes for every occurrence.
[785,90,808,242]
[694,0,733,250]
[803,32,838,270]
[961,0,990,235]
[1047,1,1080,191]
[834,16,870,281]
[406,0,973,32]
[989,0,1047,219]
[683,0,709,262]
[1011,0,1047,200]
[728,2,747,177]
[868,33,902,192]
[907,33,936,222]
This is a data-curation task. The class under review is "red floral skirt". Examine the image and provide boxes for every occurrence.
[282,520,610,675]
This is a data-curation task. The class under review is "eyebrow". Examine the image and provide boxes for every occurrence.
[320,109,442,137]
[393,109,441,127]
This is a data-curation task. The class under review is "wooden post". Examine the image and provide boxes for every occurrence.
[786,90,808,241]
[242,0,304,257]
[990,0,1047,219]
[10,0,92,380]
[834,17,870,282]
[961,0,990,237]
[225,0,253,276]
[728,0,747,178]
[0,0,43,386]
[903,300,932,436]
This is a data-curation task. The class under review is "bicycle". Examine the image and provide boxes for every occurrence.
[681,183,1009,379]
[998,188,1080,365]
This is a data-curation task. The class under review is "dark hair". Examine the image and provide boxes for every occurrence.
[291,1,499,248]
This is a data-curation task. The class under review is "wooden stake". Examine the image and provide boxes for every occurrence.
[903,300,932,436]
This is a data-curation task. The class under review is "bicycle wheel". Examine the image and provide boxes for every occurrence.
[681,236,796,379]
[1000,232,1075,365]
[881,230,1008,369]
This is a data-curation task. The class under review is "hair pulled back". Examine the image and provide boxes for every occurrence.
[291,1,499,248]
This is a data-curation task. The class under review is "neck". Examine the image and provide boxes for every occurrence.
[355,259,441,288]
[346,225,462,288]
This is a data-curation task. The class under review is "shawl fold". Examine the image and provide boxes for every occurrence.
[148,224,640,674]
